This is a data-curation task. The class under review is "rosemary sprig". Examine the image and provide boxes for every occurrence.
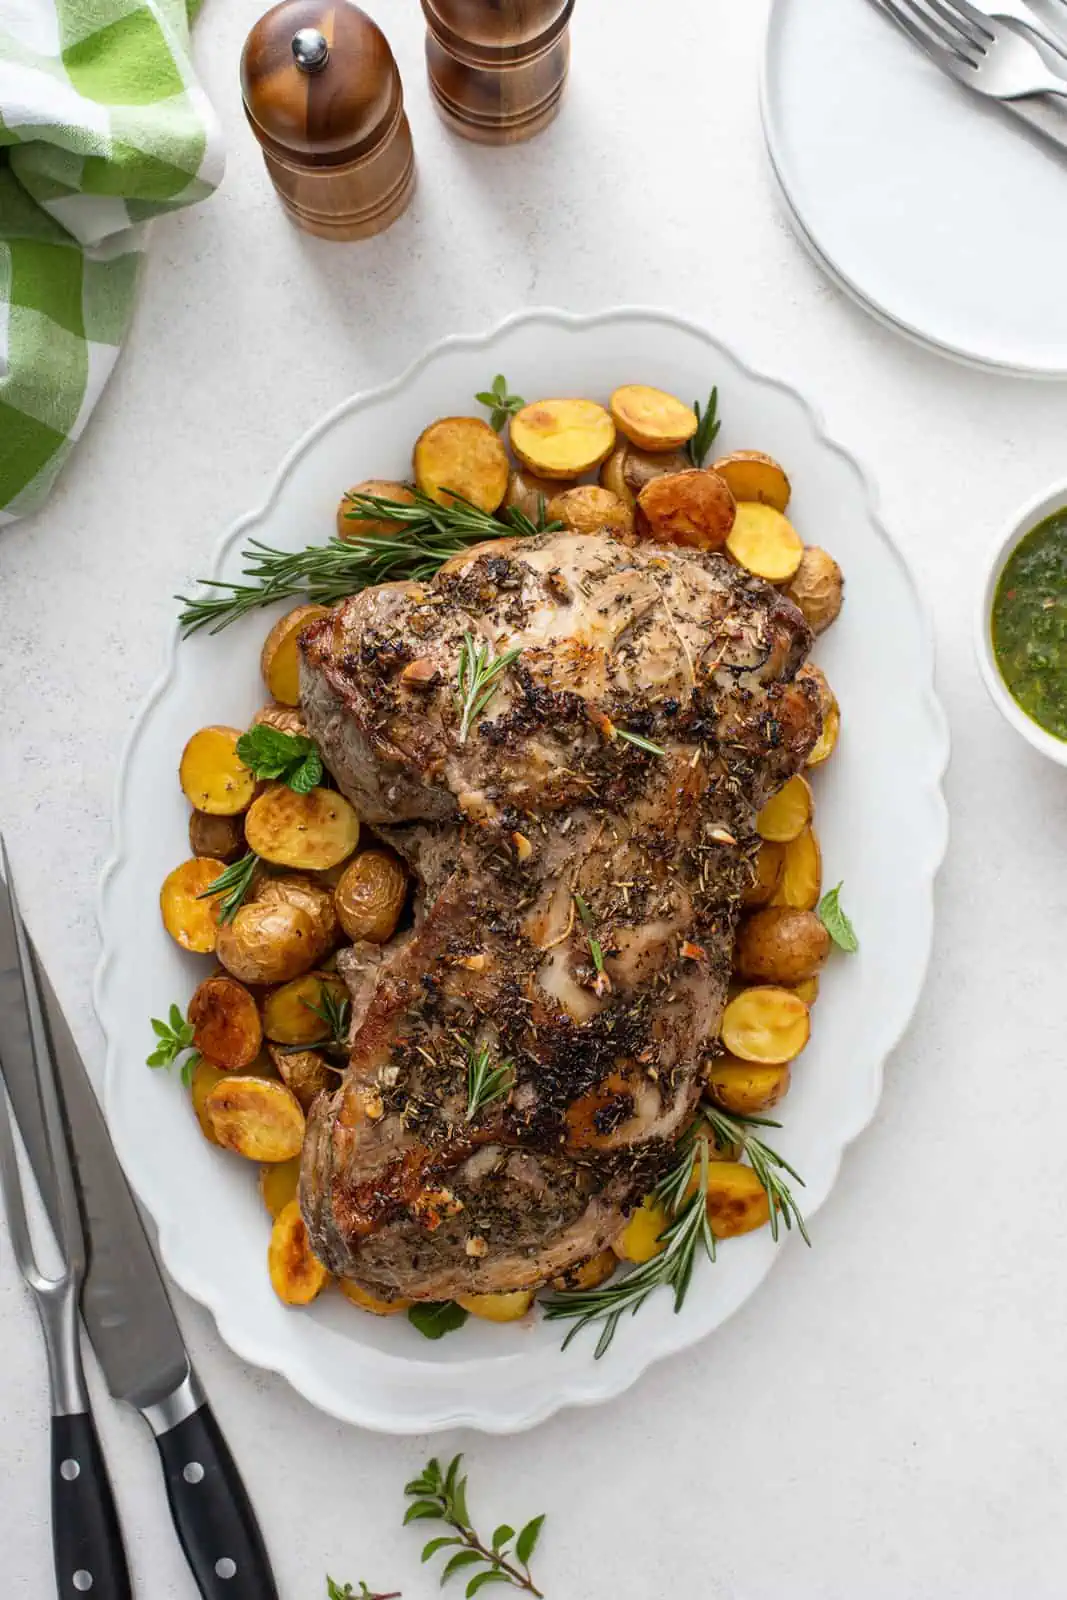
[701,1104,811,1244]
[616,727,666,757]
[454,632,522,744]
[686,386,722,467]
[177,492,561,637]
[465,1038,514,1122]
[277,984,352,1062]
[326,1580,401,1600]
[475,374,525,432]
[542,1138,716,1358]
[404,1455,545,1597]
[146,1004,200,1088]
[196,850,259,923]
[235,724,322,793]
[572,891,611,997]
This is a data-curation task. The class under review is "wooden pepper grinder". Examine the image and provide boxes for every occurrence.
[422,0,575,144]
[241,0,415,240]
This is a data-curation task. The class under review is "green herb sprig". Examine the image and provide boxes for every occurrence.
[465,1038,514,1122]
[615,727,666,757]
[236,725,322,793]
[326,1579,401,1600]
[196,850,259,923]
[177,492,561,637]
[817,882,858,953]
[455,633,522,745]
[701,1105,811,1245]
[475,375,525,432]
[405,1455,545,1597]
[146,1004,200,1088]
[408,1301,469,1341]
[276,984,352,1063]
[572,892,611,997]
[686,386,721,468]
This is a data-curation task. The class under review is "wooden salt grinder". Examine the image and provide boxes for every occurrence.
[241,0,415,241]
[421,0,575,145]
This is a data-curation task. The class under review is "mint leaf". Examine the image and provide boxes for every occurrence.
[407,1302,468,1341]
[236,725,323,793]
[817,882,858,953]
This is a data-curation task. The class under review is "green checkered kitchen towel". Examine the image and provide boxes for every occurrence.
[0,0,224,522]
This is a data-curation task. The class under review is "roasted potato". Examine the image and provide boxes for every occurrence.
[337,479,415,540]
[609,385,698,452]
[600,442,690,507]
[334,850,407,944]
[160,858,225,953]
[756,774,813,843]
[784,546,844,635]
[179,727,255,816]
[550,1250,617,1293]
[770,826,822,911]
[187,976,262,1070]
[546,484,633,538]
[259,1154,302,1218]
[252,702,308,739]
[798,663,840,768]
[706,1163,772,1239]
[505,467,561,520]
[260,604,330,707]
[216,900,320,985]
[266,1044,336,1112]
[205,1075,305,1161]
[245,784,359,872]
[269,1200,330,1305]
[794,975,820,1006]
[413,416,509,512]
[509,398,616,479]
[706,1056,791,1116]
[190,1059,226,1143]
[721,986,811,1065]
[188,810,246,864]
[742,841,784,909]
[262,971,348,1045]
[735,909,831,986]
[456,1290,535,1323]
[726,503,804,583]
[253,874,339,962]
[613,1195,668,1263]
[710,450,791,513]
[339,1280,412,1315]
[635,468,736,551]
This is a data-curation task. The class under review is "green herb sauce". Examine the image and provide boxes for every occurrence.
[992,508,1067,741]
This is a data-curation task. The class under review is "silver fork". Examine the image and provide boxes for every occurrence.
[986,0,1067,62]
[875,0,1067,98]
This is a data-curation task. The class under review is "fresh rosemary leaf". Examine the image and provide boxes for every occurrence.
[196,850,258,923]
[701,1105,810,1245]
[403,1454,545,1597]
[455,632,522,745]
[146,1006,200,1086]
[817,882,858,953]
[236,724,322,793]
[475,374,525,433]
[465,1039,514,1121]
[616,727,666,757]
[686,386,722,468]
[300,985,351,1051]
[572,893,605,976]
[407,1302,469,1341]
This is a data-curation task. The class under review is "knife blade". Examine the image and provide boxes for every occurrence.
[0,881,279,1600]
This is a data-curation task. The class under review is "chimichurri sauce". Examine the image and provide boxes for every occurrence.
[993,509,1067,742]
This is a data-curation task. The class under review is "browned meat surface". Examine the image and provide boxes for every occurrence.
[298,531,819,1301]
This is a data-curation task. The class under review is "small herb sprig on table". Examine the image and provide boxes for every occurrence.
[817,881,859,953]
[146,1004,200,1087]
[405,1455,546,1597]
[196,850,258,923]
[235,724,322,793]
[686,386,721,468]
[327,1579,401,1600]
[454,633,522,745]
[475,375,526,432]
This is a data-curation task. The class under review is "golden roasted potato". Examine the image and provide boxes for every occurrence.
[546,484,633,538]
[267,1044,336,1111]
[187,976,262,1070]
[600,442,690,507]
[735,908,831,986]
[205,1075,305,1162]
[721,986,811,1065]
[710,450,791,513]
[504,467,561,520]
[252,702,309,739]
[253,874,339,962]
[260,604,330,707]
[337,479,415,540]
[216,900,320,984]
[609,385,698,452]
[190,1059,226,1144]
[160,858,225,953]
[339,1280,413,1315]
[770,826,822,911]
[742,841,784,909]
[706,1163,772,1239]
[334,850,407,944]
[179,727,255,816]
[706,1055,792,1116]
[245,785,359,872]
[456,1290,534,1323]
[509,398,616,479]
[188,810,245,864]
[269,1200,330,1305]
[756,774,813,843]
[262,971,348,1045]
[726,504,804,583]
[635,468,736,551]
[259,1154,302,1218]
[551,1250,618,1293]
[784,546,844,635]
[413,417,509,512]
[613,1195,668,1263]
[794,975,820,1006]
[798,664,840,768]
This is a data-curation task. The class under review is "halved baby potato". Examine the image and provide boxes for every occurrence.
[706,1055,792,1116]
[252,702,309,739]
[216,900,319,985]
[721,986,811,1065]
[190,1058,226,1144]
[794,975,820,1006]
[188,810,245,864]
[726,504,804,583]
[267,1044,336,1112]
[636,468,736,551]
[711,451,791,513]
[505,466,562,520]
[337,479,416,540]
[334,850,407,944]
[609,385,698,452]
[613,1195,668,1263]
[509,399,616,479]
[262,971,348,1046]
[546,485,633,538]
[269,1200,330,1305]
[756,775,813,843]
[205,1075,305,1162]
[260,605,331,706]
[769,826,822,911]
[259,1154,302,1218]
[735,908,831,986]
[160,858,225,953]
[245,785,360,872]
[706,1163,772,1239]
[784,546,844,635]
[413,417,510,511]
[742,841,784,909]
[600,442,690,508]
[550,1250,618,1293]
[179,727,255,816]
[254,874,339,962]
[339,1280,413,1316]
[187,975,262,1070]
[456,1290,535,1323]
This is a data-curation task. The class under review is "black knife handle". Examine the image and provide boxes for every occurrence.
[155,1402,279,1599]
[51,1412,132,1598]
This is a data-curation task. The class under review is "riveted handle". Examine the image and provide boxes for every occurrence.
[51,1412,132,1599]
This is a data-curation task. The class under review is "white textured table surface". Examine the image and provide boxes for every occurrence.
[3,1,1067,1595]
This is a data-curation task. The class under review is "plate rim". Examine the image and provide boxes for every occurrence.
[94,303,951,1433]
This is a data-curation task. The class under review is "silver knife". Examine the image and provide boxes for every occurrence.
[0,880,279,1600]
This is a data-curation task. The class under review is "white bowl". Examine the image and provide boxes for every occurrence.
[976,478,1067,767]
